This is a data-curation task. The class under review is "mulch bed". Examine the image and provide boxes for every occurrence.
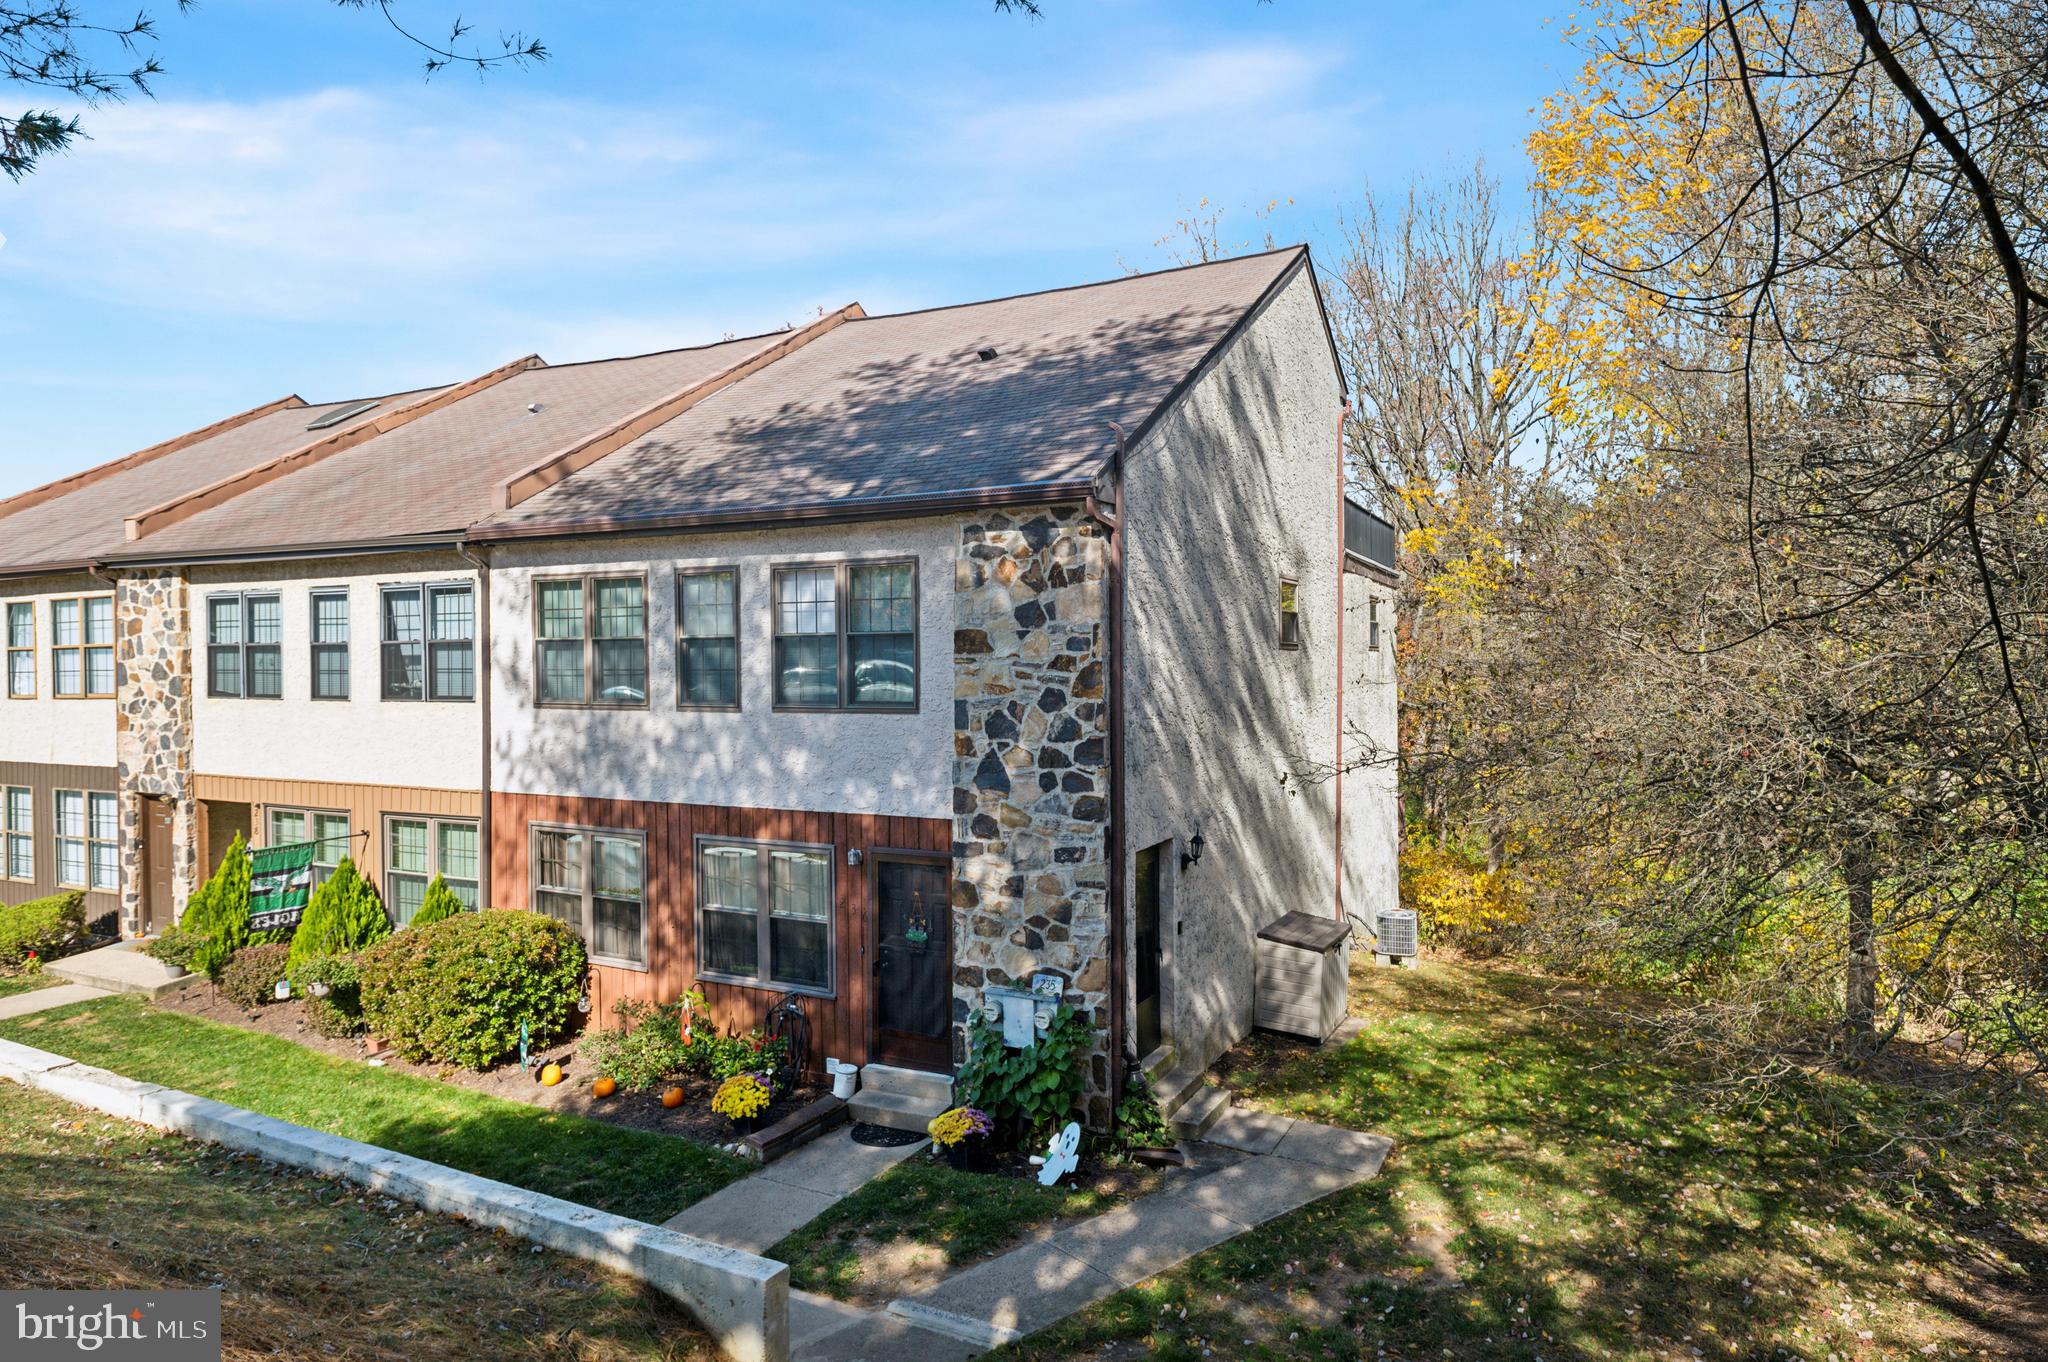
[156,980,826,1146]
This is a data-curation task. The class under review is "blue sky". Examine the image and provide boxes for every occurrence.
[0,1,1571,491]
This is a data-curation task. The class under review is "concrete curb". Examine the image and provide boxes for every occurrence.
[0,1037,789,1362]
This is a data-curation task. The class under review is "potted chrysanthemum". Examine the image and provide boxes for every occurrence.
[927,1106,995,1171]
[711,1071,772,1134]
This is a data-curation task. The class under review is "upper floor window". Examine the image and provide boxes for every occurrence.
[677,567,740,710]
[266,806,351,889]
[1278,578,1301,650]
[3,786,31,882]
[310,590,350,700]
[385,814,479,924]
[534,575,647,708]
[532,823,646,968]
[55,789,116,892]
[207,592,282,699]
[6,602,33,698]
[696,837,833,993]
[381,583,474,702]
[771,560,917,711]
[52,595,115,698]
[1368,597,1381,651]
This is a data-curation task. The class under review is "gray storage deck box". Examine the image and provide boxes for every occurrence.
[1254,910,1353,1042]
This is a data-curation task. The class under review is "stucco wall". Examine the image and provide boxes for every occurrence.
[0,573,118,769]
[1120,264,1366,1071]
[189,554,482,793]
[488,518,953,819]
[1341,569,1401,934]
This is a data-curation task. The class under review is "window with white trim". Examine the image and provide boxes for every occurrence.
[52,595,115,698]
[384,815,479,924]
[6,603,33,698]
[531,824,647,967]
[3,786,31,882]
[55,789,116,892]
[381,583,474,702]
[771,560,917,710]
[207,592,282,698]
[265,806,351,889]
[696,838,833,993]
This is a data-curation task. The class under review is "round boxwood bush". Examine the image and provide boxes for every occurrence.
[359,910,587,1069]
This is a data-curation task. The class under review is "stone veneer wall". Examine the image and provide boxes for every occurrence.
[951,504,1115,1126]
[116,570,198,930]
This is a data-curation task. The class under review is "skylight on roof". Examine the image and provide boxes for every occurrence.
[305,399,381,431]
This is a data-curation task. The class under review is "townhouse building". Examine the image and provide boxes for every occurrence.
[0,247,1399,1123]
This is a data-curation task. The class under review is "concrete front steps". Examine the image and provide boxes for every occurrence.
[48,939,193,999]
[849,1062,953,1133]
[1143,1044,1234,1142]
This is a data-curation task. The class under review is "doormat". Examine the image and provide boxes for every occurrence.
[849,1122,927,1148]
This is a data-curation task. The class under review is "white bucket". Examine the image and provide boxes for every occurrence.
[827,1058,858,1100]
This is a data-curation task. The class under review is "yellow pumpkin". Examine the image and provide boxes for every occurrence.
[593,1076,618,1099]
[661,1086,685,1110]
[538,1063,564,1087]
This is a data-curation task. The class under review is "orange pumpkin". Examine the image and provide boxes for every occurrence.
[661,1086,685,1110]
[593,1076,618,1099]
[538,1063,564,1087]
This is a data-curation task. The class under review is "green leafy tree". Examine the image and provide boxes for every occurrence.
[180,834,252,979]
[285,857,391,974]
[407,874,467,931]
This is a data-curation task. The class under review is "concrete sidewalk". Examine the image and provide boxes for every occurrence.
[795,1109,1392,1359]
[665,1126,931,1254]
[0,981,110,1020]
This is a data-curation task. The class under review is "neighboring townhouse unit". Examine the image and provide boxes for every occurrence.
[0,246,1399,1125]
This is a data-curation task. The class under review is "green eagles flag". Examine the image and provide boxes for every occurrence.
[249,840,317,933]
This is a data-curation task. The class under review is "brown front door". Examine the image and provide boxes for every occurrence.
[142,797,176,933]
[872,854,950,1072]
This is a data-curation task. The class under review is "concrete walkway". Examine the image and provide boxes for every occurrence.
[47,940,190,998]
[794,1109,1392,1359]
[665,1126,932,1254]
[0,982,110,1020]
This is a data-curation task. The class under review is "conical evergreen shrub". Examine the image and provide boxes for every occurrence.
[181,833,252,979]
[408,874,467,930]
[286,856,392,974]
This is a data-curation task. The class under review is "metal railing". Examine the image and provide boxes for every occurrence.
[1344,498,1398,572]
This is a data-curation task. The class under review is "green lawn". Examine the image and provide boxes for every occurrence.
[771,1151,1148,1304]
[1011,961,2048,1362]
[0,1082,715,1362]
[0,994,749,1225]
[0,971,57,999]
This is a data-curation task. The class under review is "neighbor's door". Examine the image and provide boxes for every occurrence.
[143,796,176,934]
[872,854,951,1072]
[1134,841,1165,1060]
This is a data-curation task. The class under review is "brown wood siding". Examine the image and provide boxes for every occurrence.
[491,791,951,1072]
[193,774,480,893]
[0,760,122,929]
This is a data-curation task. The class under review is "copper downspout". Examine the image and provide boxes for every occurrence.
[458,544,493,910]
[1087,424,1129,1115]
[1334,403,1350,922]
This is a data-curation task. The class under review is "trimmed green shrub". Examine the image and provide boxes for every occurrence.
[0,891,86,968]
[359,909,587,1070]
[142,924,203,971]
[407,875,467,931]
[955,1002,1092,1147]
[288,953,365,1037]
[580,992,716,1091]
[285,857,389,974]
[217,941,291,1009]
[181,834,253,979]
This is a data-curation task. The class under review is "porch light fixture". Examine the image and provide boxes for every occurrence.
[1181,828,1205,873]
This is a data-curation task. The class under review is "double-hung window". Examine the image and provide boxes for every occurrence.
[3,787,31,882]
[266,807,351,888]
[677,567,740,709]
[1367,597,1381,651]
[55,789,116,892]
[534,575,647,707]
[696,838,833,993]
[6,603,33,697]
[531,824,647,967]
[310,590,350,699]
[384,815,479,925]
[52,595,115,698]
[207,593,282,698]
[771,560,917,710]
[381,583,474,701]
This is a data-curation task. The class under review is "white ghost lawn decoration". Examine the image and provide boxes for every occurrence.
[1031,1121,1082,1187]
